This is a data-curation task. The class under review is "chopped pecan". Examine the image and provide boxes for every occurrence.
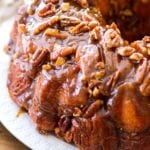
[27,5,35,15]
[18,24,27,33]
[96,62,105,69]
[117,46,136,57]
[135,58,148,84]
[60,16,80,27]
[129,52,143,61]
[38,3,56,17]
[83,100,103,118]
[44,28,68,39]
[42,63,52,70]
[30,48,48,67]
[69,22,89,34]
[88,21,99,29]
[94,70,105,79]
[76,0,89,8]
[131,41,148,55]
[82,13,94,22]
[51,47,76,60]
[89,26,101,42]
[49,16,60,26]
[92,87,100,97]
[44,0,58,3]
[61,3,70,12]
[32,0,39,5]
[33,22,49,35]
[73,107,82,117]
[104,28,123,49]
[55,57,65,66]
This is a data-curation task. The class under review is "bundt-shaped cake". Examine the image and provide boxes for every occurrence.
[7,0,150,149]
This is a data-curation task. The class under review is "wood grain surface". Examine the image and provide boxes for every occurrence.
[0,123,29,150]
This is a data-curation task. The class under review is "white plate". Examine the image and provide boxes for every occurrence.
[0,19,76,150]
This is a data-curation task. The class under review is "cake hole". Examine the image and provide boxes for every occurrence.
[89,0,150,42]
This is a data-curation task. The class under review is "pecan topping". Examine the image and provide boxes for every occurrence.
[33,22,49,35]
[18,24,27,33]
[51,47,76,60]
[90,26,101,42]
[55,57,65,66]
[117,46,136,57]
[73,107,82,117]
[92,87,100,97]
[131,41,148,56]
[88,21,99,29]
[60,16,81,27]
[38,3,56,17]
[42,63,52,70]
[44,28,68,39]
[44,0,59,3]
[129,52,143,61]
[83,100,103,118]
[104,28,123,49]
[69,22,89,34]
[135,58,148,84]
[94,70,105,79]
[30,48,48,67]
[27,5,35,15]
[61,3,70,12]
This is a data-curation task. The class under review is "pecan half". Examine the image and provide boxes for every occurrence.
[38,3,56,17]
[129,52,143,61]
[33,22,49,35]
[44,28,68,39]
[117,46,136,57]
[61,3,70,12]
[51,47,76,60]
[104,28,123,49]
[83,100,103,118]
[69,22,89,34]
[30,48,48,67]
[44,0,58,3]
[90,26,101,42]
[135,58,148,84]
[18,24,27,33]
[60,16,80,27]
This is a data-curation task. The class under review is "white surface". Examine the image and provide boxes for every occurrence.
[0,19,76,150]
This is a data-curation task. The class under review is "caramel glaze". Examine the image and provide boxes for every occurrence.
[7,0,150,149]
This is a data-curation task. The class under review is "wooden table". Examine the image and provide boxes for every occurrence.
[0,123,29,150]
